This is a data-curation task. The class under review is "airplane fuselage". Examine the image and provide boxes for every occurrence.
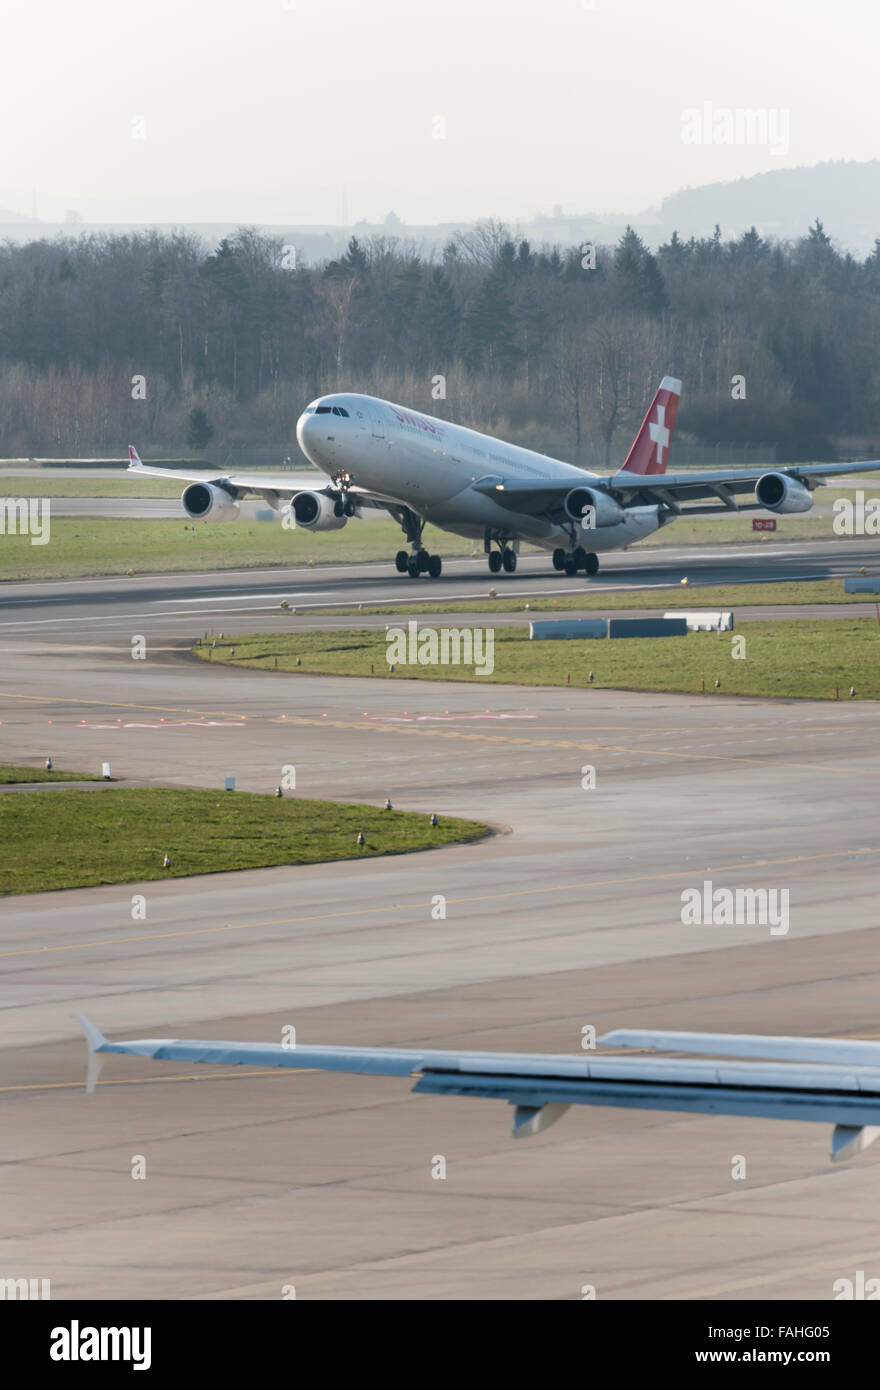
[295,393,662,553]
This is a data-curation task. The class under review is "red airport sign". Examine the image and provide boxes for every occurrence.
[753,518,777,531]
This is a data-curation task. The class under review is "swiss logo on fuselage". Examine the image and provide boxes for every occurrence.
[392,408,441,437]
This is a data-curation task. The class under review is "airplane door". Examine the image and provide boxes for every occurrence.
[372,408,385,439]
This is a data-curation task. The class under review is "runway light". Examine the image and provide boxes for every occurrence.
[681,577,689,586]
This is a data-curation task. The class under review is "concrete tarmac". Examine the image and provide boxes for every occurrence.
[1,552,879,1300]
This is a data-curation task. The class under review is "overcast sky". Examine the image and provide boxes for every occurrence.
[1,0,877,225]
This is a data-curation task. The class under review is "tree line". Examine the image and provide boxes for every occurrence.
[1,218,879,463]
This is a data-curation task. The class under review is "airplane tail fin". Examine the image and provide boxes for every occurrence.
[618,377,681,476]
[128,445,142,469]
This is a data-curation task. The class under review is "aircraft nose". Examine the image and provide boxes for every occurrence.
[296,411,314,450]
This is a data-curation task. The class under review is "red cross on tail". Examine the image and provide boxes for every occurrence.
[619,376,681,475]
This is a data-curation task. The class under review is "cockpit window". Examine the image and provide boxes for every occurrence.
[303,406,316,415]
[331,406,350,417]
[315,406,332,414]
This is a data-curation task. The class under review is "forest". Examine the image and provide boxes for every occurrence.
[1,218,878,466]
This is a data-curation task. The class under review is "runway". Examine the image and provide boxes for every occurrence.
[1,540,880,1300]
[1,536,878,643]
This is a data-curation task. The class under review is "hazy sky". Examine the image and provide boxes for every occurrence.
[2,0,878,225]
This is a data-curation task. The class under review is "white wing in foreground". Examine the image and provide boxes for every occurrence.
[75,1016,880,1162]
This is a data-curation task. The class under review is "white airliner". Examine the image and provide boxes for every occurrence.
[77,1015,880,1163]
[129,378,880,578]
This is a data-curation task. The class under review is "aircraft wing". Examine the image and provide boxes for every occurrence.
[473,460,880,517]
[75,1016,880,1161]
[127,447,390,510]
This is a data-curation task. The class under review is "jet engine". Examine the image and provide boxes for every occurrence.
[754,472,813,514]
[290,490,349,531]
[564,486,625,529]
[181,482,240,522]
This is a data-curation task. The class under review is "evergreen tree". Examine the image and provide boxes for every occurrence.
[185,406,214,451]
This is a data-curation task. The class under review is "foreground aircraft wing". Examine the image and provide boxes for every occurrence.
[473,459,880,518]
[127,446,390,510]
[605,459,880,510]
[75,1016,880,1162]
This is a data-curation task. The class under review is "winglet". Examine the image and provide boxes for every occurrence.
[75,1013,108,1093]
[128,445,142,468]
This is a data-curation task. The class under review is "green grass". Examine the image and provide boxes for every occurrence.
[193,620,880,701]
[315,578,876,618]
[1,475,183,497]
[0,518,478,580]
[0,787,488,895]
[0,763,98,784]
[0,484,871,580]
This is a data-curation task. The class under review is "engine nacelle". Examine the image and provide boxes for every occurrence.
[755,472,813,514]
[290,490,349,531]
[182,481,240,522]
[564,486,625,529]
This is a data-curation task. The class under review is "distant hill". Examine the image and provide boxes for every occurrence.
[655,160,880,255]
[0,206,38,225]
[1,160,879,258]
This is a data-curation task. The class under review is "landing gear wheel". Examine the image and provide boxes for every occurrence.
[584,552,600,576]
[573,546,587,571]
[501,548,517,573]
[563,555,578,576]
[343,497,356,517]
[488,550,503,573]
[407,558,420,578]
[428,554,442,578]
[552,548,566,571]
[416,547,430,573]
[395,550,409,573]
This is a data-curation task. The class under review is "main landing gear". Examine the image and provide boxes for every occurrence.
[552,546,600,577]
[486,539,518,575]
[395,548,442,579]
[392,507,442,579]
